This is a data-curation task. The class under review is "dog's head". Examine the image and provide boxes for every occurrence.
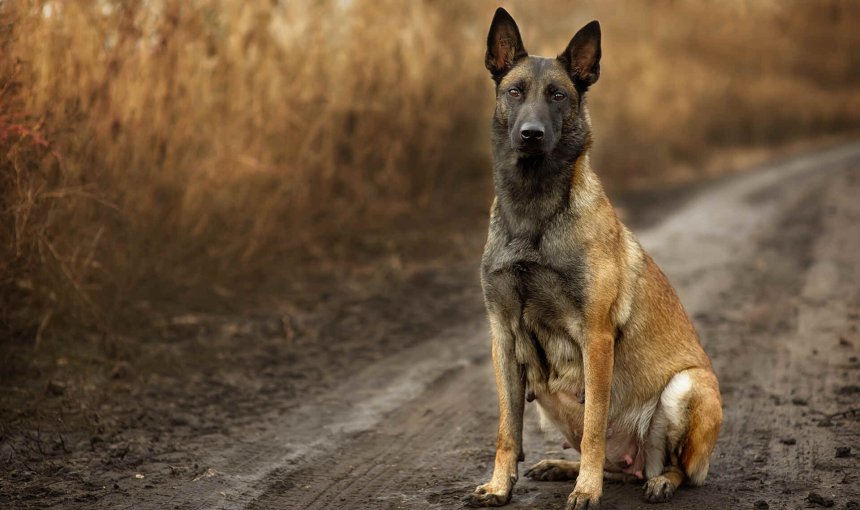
[486,8,600,160]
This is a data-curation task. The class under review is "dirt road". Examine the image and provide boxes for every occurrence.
[3,144,860,509]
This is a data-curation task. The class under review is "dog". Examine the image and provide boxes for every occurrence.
[467,8,723,509]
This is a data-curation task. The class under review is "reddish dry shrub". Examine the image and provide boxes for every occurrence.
[1,58,104,341]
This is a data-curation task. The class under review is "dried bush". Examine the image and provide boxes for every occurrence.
[1,0,858,342]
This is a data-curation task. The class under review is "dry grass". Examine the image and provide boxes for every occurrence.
[1,0,859,342]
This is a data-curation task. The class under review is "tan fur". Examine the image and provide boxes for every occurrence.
[548,158,719,504]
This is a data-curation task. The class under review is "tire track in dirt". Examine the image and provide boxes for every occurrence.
[251,360,489,510]
[118,320,488,510]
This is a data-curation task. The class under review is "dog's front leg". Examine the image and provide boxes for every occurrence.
[568,330,614,510]
[468,324,525,507]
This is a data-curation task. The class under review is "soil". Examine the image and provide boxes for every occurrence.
[2,143,860,510]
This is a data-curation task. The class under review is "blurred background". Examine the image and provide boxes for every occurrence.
[2,1,860,508]
[2,0,859,345]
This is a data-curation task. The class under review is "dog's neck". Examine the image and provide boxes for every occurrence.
[492,142,600,241]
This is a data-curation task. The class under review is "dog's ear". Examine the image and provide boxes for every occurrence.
[558,20,601,89]
[485,8,527,81]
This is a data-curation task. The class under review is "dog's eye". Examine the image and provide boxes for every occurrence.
[508,88,521,98]
[552,92,566,102]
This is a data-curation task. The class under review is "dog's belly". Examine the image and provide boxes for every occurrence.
[535,388,647,478]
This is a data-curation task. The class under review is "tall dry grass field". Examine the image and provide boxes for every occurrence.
[2,0,859,343]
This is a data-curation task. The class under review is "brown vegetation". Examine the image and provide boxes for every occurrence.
[1,0,859,344]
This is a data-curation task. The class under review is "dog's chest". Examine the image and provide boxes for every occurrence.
[483,233,588,335]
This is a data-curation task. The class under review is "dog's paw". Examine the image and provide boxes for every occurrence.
[567,490,601,510]
[465,482,512,507]
[524,460,578,481]
[643,475,676,503]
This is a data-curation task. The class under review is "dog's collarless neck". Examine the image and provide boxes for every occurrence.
[494,167,569,242]
[493,149,594,238]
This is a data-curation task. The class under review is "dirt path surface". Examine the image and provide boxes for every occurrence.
[3,144,860,509]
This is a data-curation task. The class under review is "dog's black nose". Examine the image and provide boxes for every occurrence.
[520,123,544,141]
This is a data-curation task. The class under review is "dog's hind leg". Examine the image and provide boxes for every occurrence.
[526,459,640,483]
[525,459,580,481]
[643,369,722,503]
[642,370,690,503]
[644,465,684,503]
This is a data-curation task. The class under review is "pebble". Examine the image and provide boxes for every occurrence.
[837,385,860,395]
[805,492,834,507]
[46,380,66,396]
[835,446,851,458]
[110,361,133,380]
[779,437,796,445]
